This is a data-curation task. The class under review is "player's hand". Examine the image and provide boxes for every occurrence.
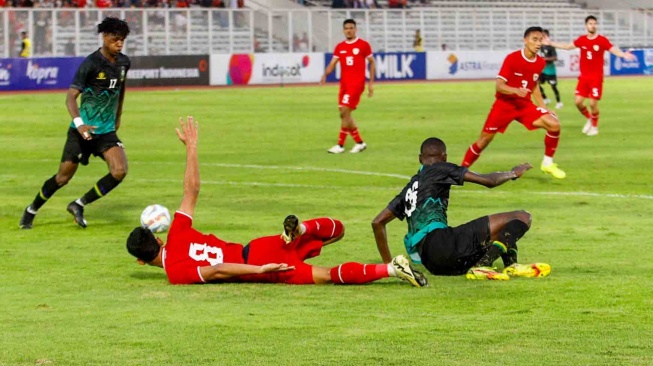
[511,163,533,179]
[514,87,530,98]
[368,84,374,98]
[176,116,198,148]
[320,75,327,84]
[542,36,551,45]
[260,263,295,273]
[76,125,97,141]
[623,52,637,62]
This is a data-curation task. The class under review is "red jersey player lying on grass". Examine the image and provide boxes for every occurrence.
[126,116,427,287]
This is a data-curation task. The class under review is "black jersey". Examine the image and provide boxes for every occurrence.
[387,162,467,263]
[69,49,130,135]
[540,45,557,76]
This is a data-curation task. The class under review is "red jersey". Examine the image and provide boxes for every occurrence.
[162,212,244,285]
[333,38,373,87]
[496,49,545,102]
[573,34,613,79]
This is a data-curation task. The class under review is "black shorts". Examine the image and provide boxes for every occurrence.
[418,216,491,276]
[539,74,558,85]
[62,128,124,165]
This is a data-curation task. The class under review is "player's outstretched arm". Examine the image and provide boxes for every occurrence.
[321,57,339,84]
[176,116,200,218]
[464,163,532,188]
[200,263,295,281]
[609,46,637,61]
[372,208,397,264]
[543,36,576,50]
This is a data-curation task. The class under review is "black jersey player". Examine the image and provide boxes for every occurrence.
[20,17,131,229]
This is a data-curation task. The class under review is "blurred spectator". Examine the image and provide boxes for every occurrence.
[441,43,447,51]
[34,11,50,54]
[65,37,75,55]
[19,31,32,57]
[331,0,346,8]
[388,0,406,8]
[96,0,112,7]
[413,29,423,52]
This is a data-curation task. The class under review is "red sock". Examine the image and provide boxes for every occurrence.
[461,143,482,167]
[330,262,389,285]
[337,128,348,146]
[591,112,599,127]
[544,130,560,157]
[579,106,592,119]
[302,218,343,241]
[349,128,363,144]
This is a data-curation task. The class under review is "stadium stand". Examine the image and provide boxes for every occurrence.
[1,0,651,57]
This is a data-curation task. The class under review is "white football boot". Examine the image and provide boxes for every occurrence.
[349,142,367,153]
[327,145,345,154]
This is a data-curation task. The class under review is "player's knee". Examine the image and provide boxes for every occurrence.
[55,174,73,186]
[514,210,532,227]
[111,166,127,181]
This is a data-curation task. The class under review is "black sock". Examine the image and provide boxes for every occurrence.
[497,220,529,266]
[552,84,561,103]
[475,241,507,267]
[539,85,547,100]
[31,175,62,211]
[80,173,123,205]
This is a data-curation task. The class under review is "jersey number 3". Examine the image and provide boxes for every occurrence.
[189,243,224,266]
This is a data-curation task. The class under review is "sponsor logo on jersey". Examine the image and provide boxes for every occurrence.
[97,72,106,80]
[514,72,523,76]
[339,51,347,54]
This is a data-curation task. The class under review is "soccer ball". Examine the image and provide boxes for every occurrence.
[140,204,171,233]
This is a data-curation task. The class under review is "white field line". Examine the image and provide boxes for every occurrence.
[8,160,653,201]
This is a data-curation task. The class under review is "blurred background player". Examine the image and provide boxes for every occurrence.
[544,15,636,136]
[19,31,31,58]
[461,26,566,179]
[19,17,131,229]
[321,19,375,154]
[413,29,424,52]
[127,116,427,288]
[372,137,551,281]
[539,29,563,109]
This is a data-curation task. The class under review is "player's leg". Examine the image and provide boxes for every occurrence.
[328,87,353,154]
[68,140,127,227]
[316,256,427,287]
[20,128,83,229]
[461,131,495,168]
[529,110,566,179]
[539,79,549,105]
[587,97,601,136]
[462,100,514,167]
[550,77,562,108]
[575,79,593,133]
[345,89,366,153]
[20,161,79,229]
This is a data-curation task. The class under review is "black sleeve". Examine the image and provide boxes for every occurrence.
[550,46,557,58]
[423,163,467,186]
[387,191,407,221]
[448,163,468,186]
[70,57,95,91]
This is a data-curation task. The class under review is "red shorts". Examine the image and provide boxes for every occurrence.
[338,83,365,110]
[236,235,324,285]
[483,98,550,134]
[575,76,603,100]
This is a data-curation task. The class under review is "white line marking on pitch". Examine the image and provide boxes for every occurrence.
[14,160,653,200]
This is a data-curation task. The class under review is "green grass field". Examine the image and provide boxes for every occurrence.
[1,78,652,365]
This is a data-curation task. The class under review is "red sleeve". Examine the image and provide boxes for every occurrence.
[333,43,341,58]
[167,263,204,285]
[573,36,583,48]
[602,36,613,51]
[364,41,373,58]
[302,218,343,241]
[497,54,513,82]
[168,211,193,237]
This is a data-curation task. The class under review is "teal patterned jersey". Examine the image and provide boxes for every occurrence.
[387,163,468,263]
[69,50,130,135]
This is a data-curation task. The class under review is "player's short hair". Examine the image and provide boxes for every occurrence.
[343,19,356,27]
[524,26,543,38]
[21,31,27,36]
[97,17,131,39]
[585,15,597,24]
[420,137,447,155]
[126,227,160,262]
[543,29,550,36]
